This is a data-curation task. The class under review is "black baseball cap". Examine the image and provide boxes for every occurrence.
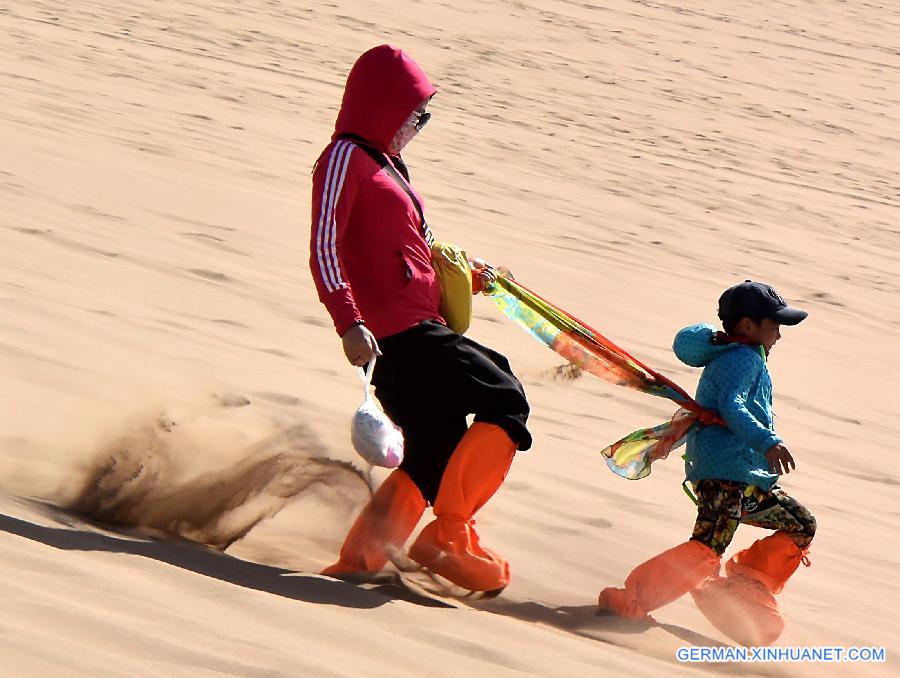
[718,281,808,326]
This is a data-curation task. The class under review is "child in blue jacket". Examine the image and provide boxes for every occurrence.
[599,281,816,646]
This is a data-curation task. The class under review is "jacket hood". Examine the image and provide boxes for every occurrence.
[333,45,437,152]
[673,323,744,367]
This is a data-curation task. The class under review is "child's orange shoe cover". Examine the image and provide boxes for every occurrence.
[322,468,426,576]
[691,574,784,646]
[726,531,806,594]
[598,540,721,619]
[408,422,515,592]
[692,532,809,645]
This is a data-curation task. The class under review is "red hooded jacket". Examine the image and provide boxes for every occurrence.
[309,45,443,339]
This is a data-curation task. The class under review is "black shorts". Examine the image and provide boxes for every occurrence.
[371,321,531,504]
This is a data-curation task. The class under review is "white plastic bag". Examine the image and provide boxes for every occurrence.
[350,357,404,468]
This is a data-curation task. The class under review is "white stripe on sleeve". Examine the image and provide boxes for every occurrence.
[325,143,355,290]
[315,140,352,292]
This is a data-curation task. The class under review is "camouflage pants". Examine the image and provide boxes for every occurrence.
[691,480,816,556]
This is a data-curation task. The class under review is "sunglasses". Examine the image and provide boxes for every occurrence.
[411,110,431,131]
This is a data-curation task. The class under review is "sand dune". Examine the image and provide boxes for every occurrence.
[2,1,898,676]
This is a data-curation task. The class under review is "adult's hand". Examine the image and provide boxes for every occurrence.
[764,443,796,475]
[341,324,380,367]
[470,256,499,293]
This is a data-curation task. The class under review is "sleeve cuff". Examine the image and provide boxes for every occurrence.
[752,433,782,454]
[320,285,362,337]
[336,317,364,337]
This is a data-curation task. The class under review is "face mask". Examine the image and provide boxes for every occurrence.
[388,120,418,154]
[388,109,429,154]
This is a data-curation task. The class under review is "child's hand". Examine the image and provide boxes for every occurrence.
[765,443,796,475]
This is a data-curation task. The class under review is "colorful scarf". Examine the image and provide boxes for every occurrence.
[486,275,724,479]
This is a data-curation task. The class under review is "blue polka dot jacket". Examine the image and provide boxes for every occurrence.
[673,323,781,490]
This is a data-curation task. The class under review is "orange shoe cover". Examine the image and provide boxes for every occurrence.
[598,540,721,619]
[691,574,784,646]
[407,422,515,592]
[725,531,806,595]
[410,517,511,591]
[322,469,426,576]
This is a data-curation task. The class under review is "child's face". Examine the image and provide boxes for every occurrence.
[738,317,782,355]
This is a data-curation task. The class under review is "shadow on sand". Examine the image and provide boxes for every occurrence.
[1,500,729,652]
[472,598,729,648]
[0,503,453,610]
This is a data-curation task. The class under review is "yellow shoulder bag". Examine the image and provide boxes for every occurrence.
[430,241,473,335]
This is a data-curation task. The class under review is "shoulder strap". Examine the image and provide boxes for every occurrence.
[337,134,434,246]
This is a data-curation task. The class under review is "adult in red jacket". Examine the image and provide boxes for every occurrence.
[311,45,531,593]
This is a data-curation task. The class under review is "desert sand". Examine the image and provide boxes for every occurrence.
[1,1,898,676]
